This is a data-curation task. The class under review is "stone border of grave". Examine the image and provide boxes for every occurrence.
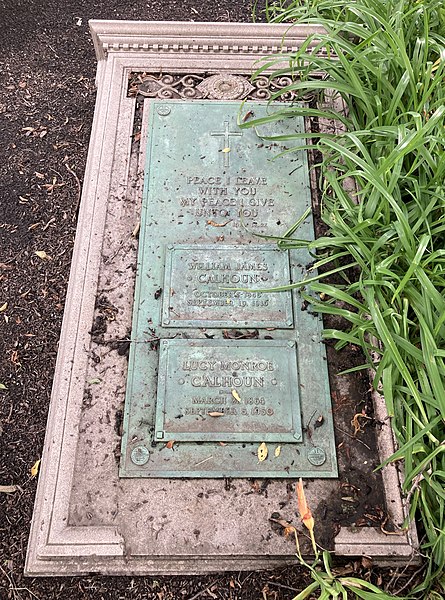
[25,21,418,576]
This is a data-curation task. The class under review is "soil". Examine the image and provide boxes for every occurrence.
[0,1,421,598]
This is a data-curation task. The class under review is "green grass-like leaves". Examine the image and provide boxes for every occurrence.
[249,0,445,596]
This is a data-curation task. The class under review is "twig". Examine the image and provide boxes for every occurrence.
[267,580,300,593]
[384,550,421,592]
[103,238,126,264]
[334,425,371,450]
[187,579,219,600]
[392,562,425,596]
[194,456,213,467]
[42,217,56,231]
[65,162,81,217]
[307,409,317,429]
[0,563,29,600]
[48,44,59,58]
[13,589,40,600]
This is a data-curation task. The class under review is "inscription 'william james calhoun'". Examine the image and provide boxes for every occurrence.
[162,245,294,328]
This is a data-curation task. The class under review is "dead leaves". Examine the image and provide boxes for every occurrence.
[1,460,41,492]
[296,478,317,552]
[207,219,232,228]
[257,443,283,463]
[258,442,268,462]
[21,126,47,138]
[231,389,241,403]
[34,250,51,261]
[132,221,141,238]
[222,329,259,340]
[269,515,296,538]
[42,177,65,194]
[0,302,8,323]
[0,484,22,494]
[30,458,41,478]
[351,412,372,436]
[208,411,224,417]
[10,350,20,367]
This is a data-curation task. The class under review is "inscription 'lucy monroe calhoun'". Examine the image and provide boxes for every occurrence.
[183,358,274,388]
[155,339,303,443]
[162,245,294,328]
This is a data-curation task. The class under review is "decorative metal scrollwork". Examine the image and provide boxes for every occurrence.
[196,74,254,100]
[128,72,297,101]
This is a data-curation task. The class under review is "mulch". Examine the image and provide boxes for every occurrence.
[0,1,423,598]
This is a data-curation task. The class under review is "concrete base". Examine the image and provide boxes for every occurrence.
[25,20,418,576]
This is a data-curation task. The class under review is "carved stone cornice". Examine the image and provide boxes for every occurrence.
[89,20,326,65]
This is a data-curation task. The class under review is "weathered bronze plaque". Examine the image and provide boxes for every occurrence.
[162,245,293,328]
[120,100,338,478]
[155,339,302,442]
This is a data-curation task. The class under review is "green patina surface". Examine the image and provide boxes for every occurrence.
[154,339,302,444]
[120,100,337,478]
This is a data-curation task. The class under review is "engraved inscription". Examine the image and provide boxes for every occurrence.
[179,174,274,228]
[155,339,303,443]
[162,245,293,328]
[144,102,307,241]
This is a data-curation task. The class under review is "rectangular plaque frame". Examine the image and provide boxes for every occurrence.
[161,244,294,328]
[154,339,302,443]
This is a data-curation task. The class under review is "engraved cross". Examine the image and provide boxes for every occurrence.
[211,121,242,167]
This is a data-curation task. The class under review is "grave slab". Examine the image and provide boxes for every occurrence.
[26,20,418,576]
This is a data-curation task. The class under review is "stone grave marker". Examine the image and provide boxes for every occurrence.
[25,21,417,576]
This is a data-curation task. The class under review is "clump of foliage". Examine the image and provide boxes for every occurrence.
[247,0,445,596]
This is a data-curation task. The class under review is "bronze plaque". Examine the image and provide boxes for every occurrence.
[154,339,302,443]
[162,245,293,328]
[120,100,338,478]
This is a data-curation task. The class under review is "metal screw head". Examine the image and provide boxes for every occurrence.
[307,447,326,466]
[130,445,149,466]
[157,105,171,116]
